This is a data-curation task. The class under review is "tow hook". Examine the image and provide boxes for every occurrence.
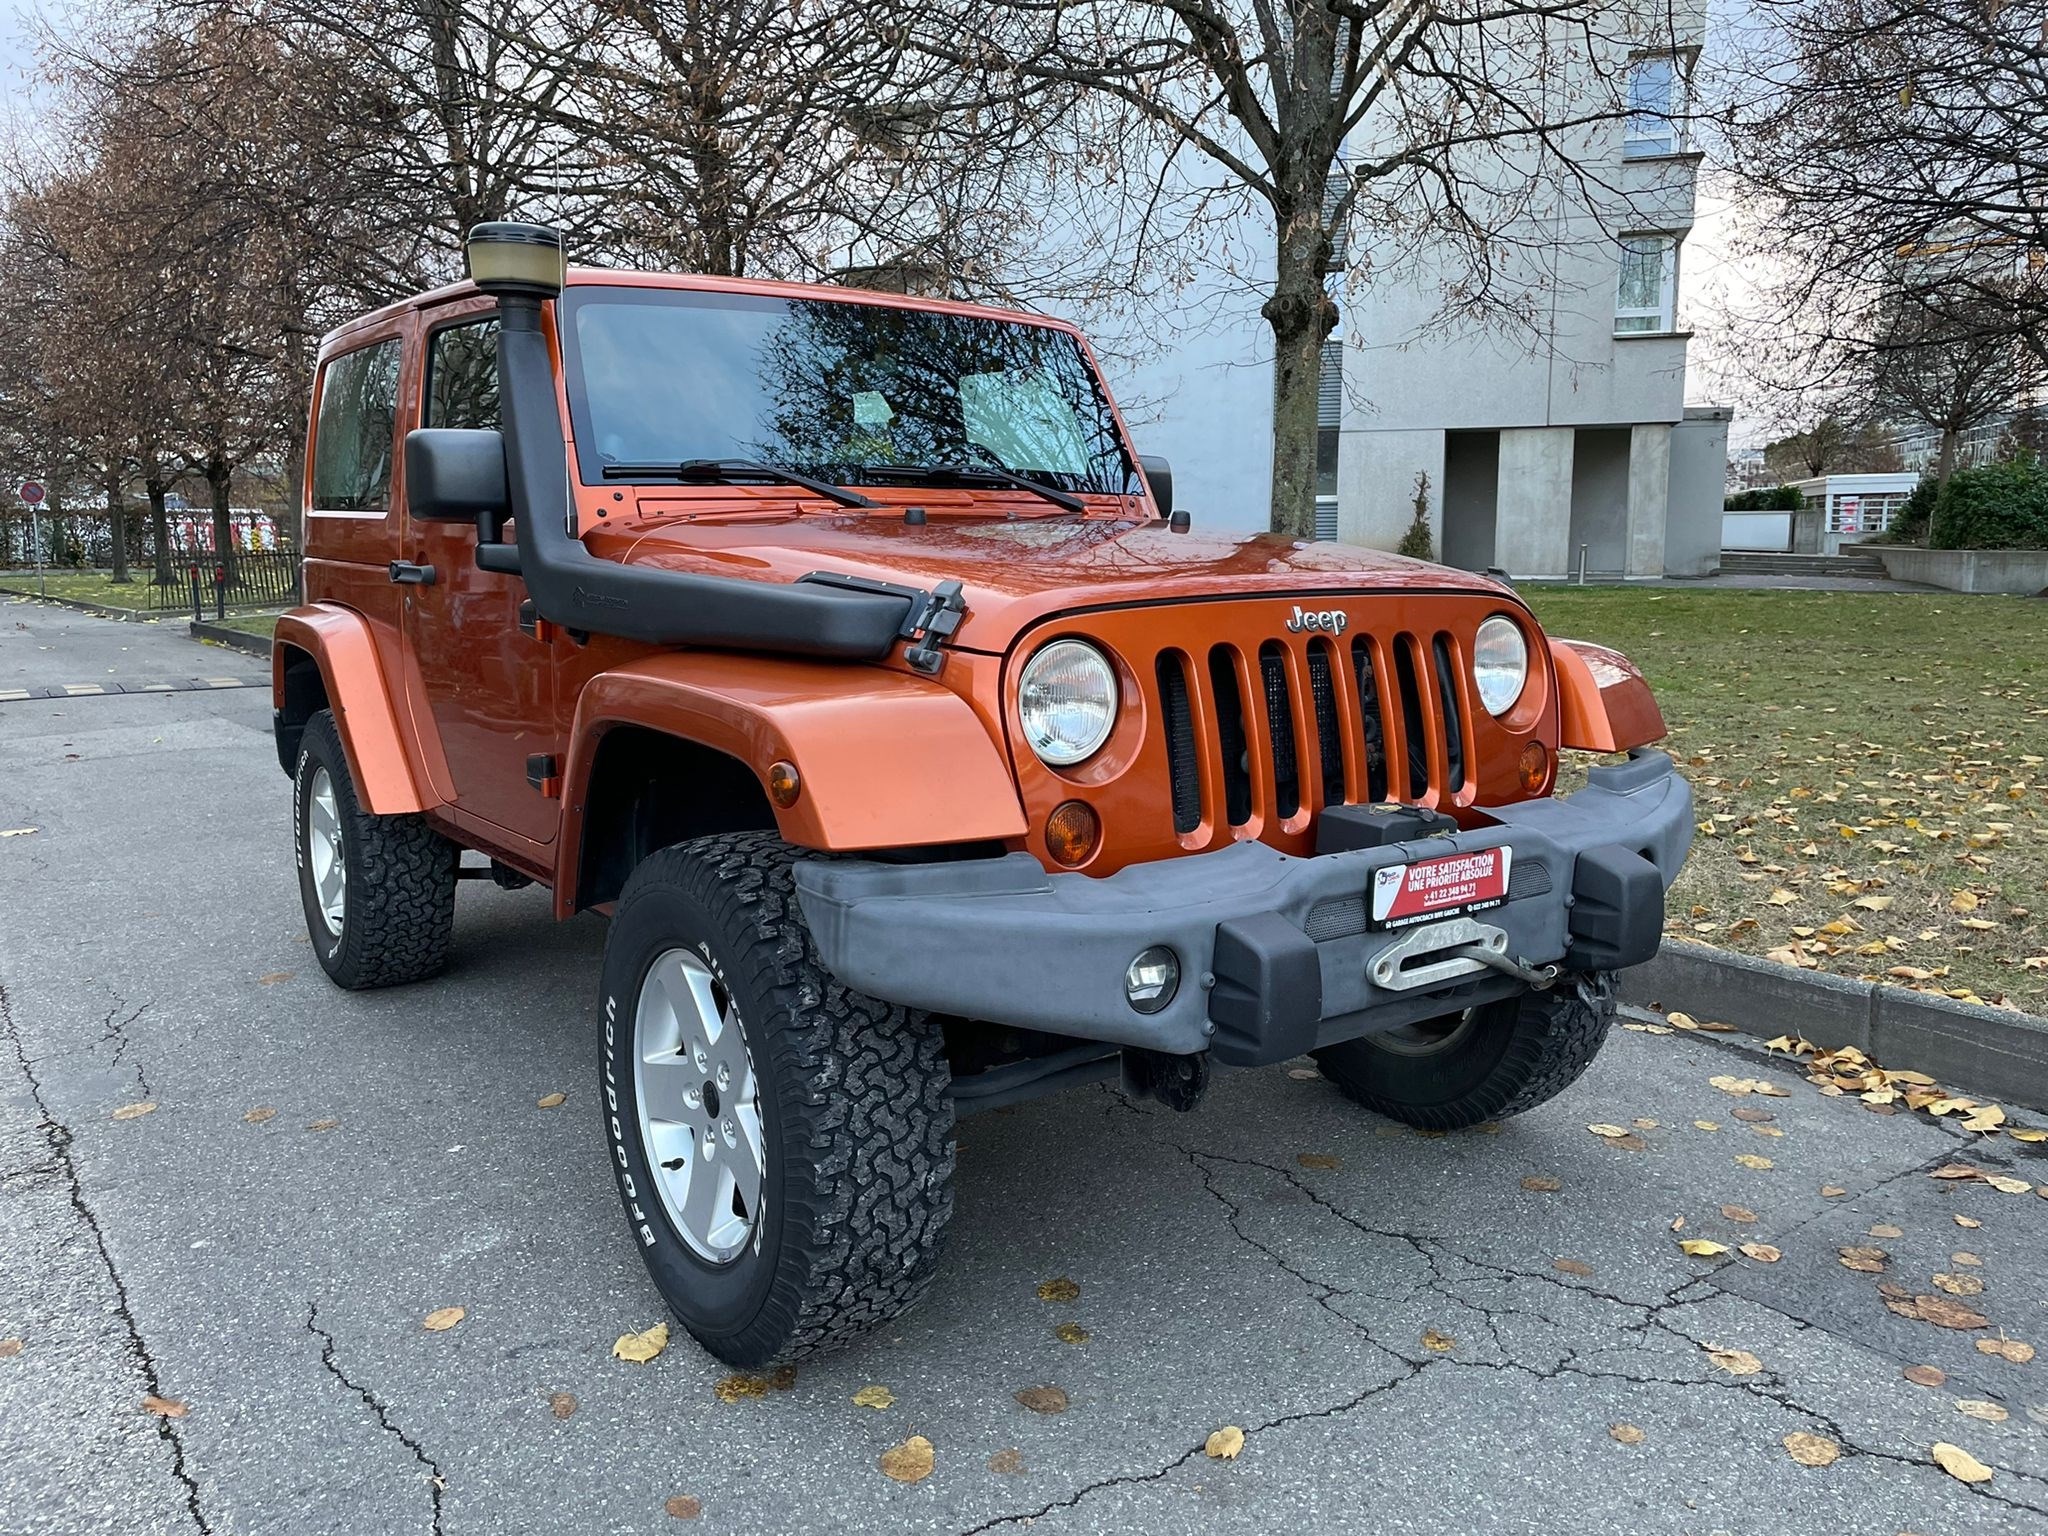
[1445,944,1562,990]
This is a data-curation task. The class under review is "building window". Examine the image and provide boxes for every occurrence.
[1624,55,1684,158]
[1615,235,1678,334]
[1316,337,1342,539]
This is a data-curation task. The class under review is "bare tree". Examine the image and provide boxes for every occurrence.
[1870,287,2043,484]
[901,0,1685,536]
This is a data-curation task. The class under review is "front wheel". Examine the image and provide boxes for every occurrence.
[1312,974,1617,1131]
[598,832,955,1366]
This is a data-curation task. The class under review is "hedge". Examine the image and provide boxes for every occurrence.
[1724,484,1804,511]
[1930,455,2048,550]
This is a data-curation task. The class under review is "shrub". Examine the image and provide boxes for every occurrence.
[1396,471,1435,560]
[1930,455,2048,550]
[1868,476,1936,545]
[1723,484,1804,512]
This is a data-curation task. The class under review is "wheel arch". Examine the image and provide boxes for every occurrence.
[1548,637,1667,753]
[272,606,428,814]
[556,653,1028,917]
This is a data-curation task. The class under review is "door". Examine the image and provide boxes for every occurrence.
[400,304,563,847]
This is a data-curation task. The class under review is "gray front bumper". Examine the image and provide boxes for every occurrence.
[794,751,1692,1062]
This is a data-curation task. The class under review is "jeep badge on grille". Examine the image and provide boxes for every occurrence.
[1283,605,1348,634]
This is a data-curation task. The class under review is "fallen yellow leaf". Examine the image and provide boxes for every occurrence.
[1734,1154,1774,1170]
[422,1307,465,1332]
[879,1435,935,1483]
[537,1092,566,1109]
[1931,1442,1993,1484]
[1679,1239,1729,1257]
[1975,1337,2035,1363]
[613,1322,670,1364]
[243,1107,276,1124]
[1422,1328,1456,1352]
[852,1385,895,1410]
[1740,1243,1782,1263]
[111,1102,158,1121]
[1609,1422,1645,1444]
[1782,1431,1840,1467]
[142,1394,188,1418]
[1955,1400,2009,1422]
[1054,1322,1090,1345]
[1586,1123,1631,1138]
[1036,1277,1081,1302]
[1204,1425,1246,1460]
[1705,1345,1761,1375]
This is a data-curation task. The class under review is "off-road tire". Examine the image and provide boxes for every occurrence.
[1312,974,1617,1131]
[598,832,955,1366]
[293,709,457,990]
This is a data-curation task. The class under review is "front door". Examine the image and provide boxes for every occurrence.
[400,302,562,848]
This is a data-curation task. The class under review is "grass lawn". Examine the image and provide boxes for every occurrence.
[0,567,179,612]
[1526,586,2048,1015]
[206,612,284,639]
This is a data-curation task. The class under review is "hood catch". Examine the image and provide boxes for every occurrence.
[798,572,968,674]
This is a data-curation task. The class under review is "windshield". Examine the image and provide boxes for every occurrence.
[560,285,1138,498]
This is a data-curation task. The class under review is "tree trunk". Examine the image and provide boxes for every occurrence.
[208,457,237,585]
[1935,426,1959,488]
[1262,206,1338,540]
[106,466,131,583]
[146,475,173,585]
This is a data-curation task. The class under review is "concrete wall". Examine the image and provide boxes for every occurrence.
[1875,547,2048,594]
[1666,406,1729,575]
[1568,428,1632,575]
[1496,428,1575,577]
[1336,428,1444,551]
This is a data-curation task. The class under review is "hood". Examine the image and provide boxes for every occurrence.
[584,506,1515,654]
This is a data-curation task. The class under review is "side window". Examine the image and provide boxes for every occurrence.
[311,339,402,511]
[426,319,501,430]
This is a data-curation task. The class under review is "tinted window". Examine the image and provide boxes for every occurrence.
[311,339,401,511]
[561,287,1136,496]
[426,319,500,430]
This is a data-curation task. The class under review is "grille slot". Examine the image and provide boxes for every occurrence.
[1306,641,1345,805]
[1208,645,1253,827]
[1351,637,1389,803]
[1258,642,1300,820]
[1158,652,1202,834]
[1392,638,1429,800]
[1432,634,1467,793]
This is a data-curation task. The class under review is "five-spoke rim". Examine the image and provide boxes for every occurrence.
[633,948,766,1264]
[306,766,346,938]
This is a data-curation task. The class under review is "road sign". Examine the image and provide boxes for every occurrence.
[18,481,45,505]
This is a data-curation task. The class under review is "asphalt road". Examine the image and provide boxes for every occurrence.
[4,597,2047,1536]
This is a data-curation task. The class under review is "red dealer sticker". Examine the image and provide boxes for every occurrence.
[1369,847,1513,930]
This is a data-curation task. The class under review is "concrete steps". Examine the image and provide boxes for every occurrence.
[1719,551,1890,579]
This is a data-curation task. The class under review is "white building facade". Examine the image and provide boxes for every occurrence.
[1096,4,1725,580]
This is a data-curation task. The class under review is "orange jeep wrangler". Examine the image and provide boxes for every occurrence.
[275,222,1690,1366]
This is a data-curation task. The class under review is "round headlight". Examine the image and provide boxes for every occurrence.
[1472,616,1529,715]
[1019,640,1117,766]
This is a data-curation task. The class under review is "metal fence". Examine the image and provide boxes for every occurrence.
[145,550,302,612]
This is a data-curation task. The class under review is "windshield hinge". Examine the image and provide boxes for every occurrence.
[899,579,967,674]
[796,571,969,674]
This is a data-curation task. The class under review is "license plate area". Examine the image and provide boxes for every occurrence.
[1369,847,1512,930]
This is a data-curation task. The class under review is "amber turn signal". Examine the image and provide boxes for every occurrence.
[1518,740,1550,793]
[1044,799,1101,867]
[766,760,802,808]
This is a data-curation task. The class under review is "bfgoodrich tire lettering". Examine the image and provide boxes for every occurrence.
[293,709,457,990]
[598,832,955,1366]
[1312,973,1618,1131]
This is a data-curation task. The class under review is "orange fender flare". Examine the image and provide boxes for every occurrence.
[272,606,427,815]
[1548,638,1667,753]
[555,653,1027,916]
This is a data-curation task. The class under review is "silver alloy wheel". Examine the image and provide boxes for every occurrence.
[306,766,347,938]
[1370,1007,1479,1057]
[634,948,767,1264]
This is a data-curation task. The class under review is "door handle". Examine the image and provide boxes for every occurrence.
[389,560,437,586]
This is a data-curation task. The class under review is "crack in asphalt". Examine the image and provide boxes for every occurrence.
[0,978,209,1533]
[955,1363,1434,1534]
[96,990,155,1098]
[305,1301,447,1535]
[1172,1137,2048,1516]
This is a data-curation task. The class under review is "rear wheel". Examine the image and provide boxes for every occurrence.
[1312,974,1617,1131]
[293,709,457,990]
[599,832,955,1365]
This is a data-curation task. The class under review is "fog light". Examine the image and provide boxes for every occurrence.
[1044,800,1100,867]
[1518,740,1550,793]
[1124,946,1179,1013]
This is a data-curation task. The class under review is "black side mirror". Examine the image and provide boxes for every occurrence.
[405,428,509,523]
[1138,454,1172,519]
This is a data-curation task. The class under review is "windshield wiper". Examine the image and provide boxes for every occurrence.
[864,461,1086,515]
[601,458,878,509]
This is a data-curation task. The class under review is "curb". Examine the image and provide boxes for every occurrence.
[189,619,273,659]
[1620,941,2048,1115]
[0,585,160,623]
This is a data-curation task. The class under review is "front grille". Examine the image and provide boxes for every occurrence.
[1159,625,1474,839]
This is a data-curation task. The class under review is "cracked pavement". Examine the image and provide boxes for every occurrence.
[5,599,2048,1534]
